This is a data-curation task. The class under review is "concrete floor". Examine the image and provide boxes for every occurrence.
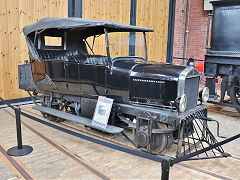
[0,104,239,179]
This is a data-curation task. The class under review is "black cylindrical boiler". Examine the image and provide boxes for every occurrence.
[209,0,240,57]
[205,0,240,113]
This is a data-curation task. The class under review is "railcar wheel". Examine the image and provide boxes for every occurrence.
[229,80,240,113]
[151,122,168,154]
[41,97,66,121]
[42,105,59,121]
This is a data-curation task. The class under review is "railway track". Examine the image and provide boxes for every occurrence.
[0,142,35,179]
[23,107,240,159]
[1,108,111,180]
[208,103,240,118]
[0,106,239,179]
[16,107,240,179]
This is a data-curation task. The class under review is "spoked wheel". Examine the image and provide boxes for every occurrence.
[151,122,168,154]
[229,80,240,113]
[42,106,59,121]
[42,96,66,121]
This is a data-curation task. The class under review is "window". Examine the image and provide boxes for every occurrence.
[42,36,64,50]
[44,36,62,46]
[85,34,107,56]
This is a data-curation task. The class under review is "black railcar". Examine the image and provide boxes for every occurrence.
[205,0,240,112]
[19,18,216,155]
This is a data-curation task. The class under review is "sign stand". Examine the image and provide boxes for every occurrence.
[92,96,113,129]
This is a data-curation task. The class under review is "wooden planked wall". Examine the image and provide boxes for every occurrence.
[0,0,68,100]
[82,0,131,57]
[82,0,170,62]
[1,0,170,100]
[137,0,169,62]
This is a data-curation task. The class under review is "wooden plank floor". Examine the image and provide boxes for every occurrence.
[0,104,239,179]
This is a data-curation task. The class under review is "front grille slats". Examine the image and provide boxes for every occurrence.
[129,76,199,111]
[129,78,178,106]
[184,76,200,111]
[130,78,165,103]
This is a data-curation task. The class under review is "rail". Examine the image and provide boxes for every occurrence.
[161,133,240,180]
[19,103,240,180]
[208,100,240,109]
[1,97,240,179]
[0,96,33,156]
[0,97,16,110]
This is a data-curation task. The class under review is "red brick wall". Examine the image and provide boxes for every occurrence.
[172,1,222,90]
[173,0,211,65]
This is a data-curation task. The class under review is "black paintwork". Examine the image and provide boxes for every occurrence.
[210,1,240,56]
[205,0,240,85]
[25,18,190,108]
[31,57,186,106]
[204,0,240,106]
[205,0,240,75]
[166,0,176,63]
[131,63,184,80]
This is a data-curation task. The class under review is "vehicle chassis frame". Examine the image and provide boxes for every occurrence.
[39,92,209,155]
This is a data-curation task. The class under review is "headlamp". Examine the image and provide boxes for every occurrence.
[199,87,209,103]
[175,94,187,113]
[179,94,187,112]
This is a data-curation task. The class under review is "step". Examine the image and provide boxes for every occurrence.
[32,105,124,134]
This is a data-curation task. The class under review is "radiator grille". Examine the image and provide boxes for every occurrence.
[130,78,165,103]
[129,78,177,105]
[129,76,199,110]
[184,76,200,111]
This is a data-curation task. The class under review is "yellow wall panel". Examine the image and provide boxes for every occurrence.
[82,0,131,57]
[0,0,68,99]
[137,0,169,62]
[0,0,170,99]
[82,0,169,62]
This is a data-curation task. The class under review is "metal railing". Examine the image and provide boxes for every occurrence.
[161,133,240,180]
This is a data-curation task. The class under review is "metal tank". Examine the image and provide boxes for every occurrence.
[209,0,240,56]
[205,0,240,112]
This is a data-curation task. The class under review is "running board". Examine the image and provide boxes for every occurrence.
[32,105,124,134]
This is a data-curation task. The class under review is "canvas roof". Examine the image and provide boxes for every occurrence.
[23,17,154,36]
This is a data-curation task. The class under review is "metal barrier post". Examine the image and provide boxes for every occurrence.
[6,107,33,156]
[15,107,23,149]
[161,156,172,180]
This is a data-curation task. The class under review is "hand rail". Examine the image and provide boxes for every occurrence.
[0,97,15,110]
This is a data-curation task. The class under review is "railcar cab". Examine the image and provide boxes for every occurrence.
[29,29,109,96]
[22,18,217,155]
[34,30,109,65]
[28,22,150,100]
